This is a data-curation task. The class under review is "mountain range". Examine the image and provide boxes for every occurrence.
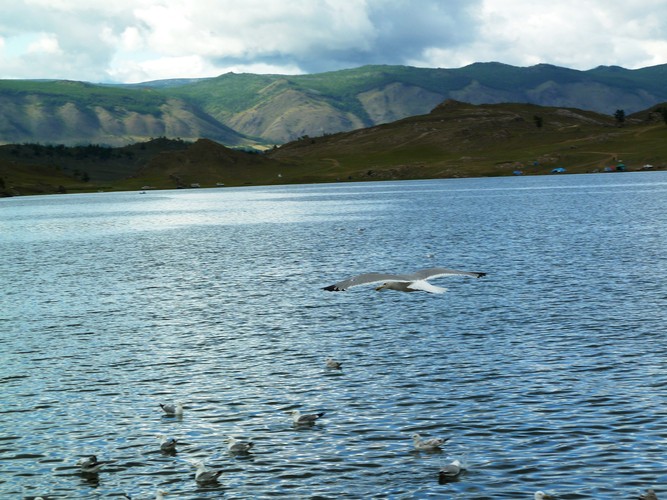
[2,62,667,147]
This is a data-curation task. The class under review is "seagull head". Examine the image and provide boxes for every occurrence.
[375,283,389,291]
[534,492,554,500]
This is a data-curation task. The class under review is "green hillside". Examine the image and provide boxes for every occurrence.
[266,100,667,181]
[2,101,665,197]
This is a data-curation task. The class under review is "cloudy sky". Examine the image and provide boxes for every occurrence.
[1,0,666,83]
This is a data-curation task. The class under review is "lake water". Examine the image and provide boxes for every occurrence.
[1,173,667,499]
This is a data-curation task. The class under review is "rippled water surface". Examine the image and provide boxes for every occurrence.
[2,173,667,499]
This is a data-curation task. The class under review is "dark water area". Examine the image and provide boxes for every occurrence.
[1,173,667,499]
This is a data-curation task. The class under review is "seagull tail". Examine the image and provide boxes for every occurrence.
[474,272,486,278]
[323,285,343,292]
[317,412,326,419]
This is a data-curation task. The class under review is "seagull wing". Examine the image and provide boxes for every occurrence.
[323,272,416,291]
[409,267,486,280]
[323,268,486,291]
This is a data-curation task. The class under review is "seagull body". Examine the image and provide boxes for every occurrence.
[156,434,178,453]
[323,267,486,294]
[193,460,223,484]
[76,455,107,473]
[535,492,555,500]
[640,490,659,500]
[290,410,325,425]
[124,490,168,500]
[160,402,183,416]
[438,458,463,481]
[325,358,342,370]
[412,433,450,451]
[225,436,254,454]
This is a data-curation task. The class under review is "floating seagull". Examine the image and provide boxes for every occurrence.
[325,358,342,370]
[289,410,326,425]
[534,492,555,500]
[156,434,178,453]
[438,458,464,482]
[225,436,254,454]
[323,267,486,294]
[159,402,183,416]
[412,433,450,451]
[640,490,659,500]
[123,490,168,500]
[76,455,108,474]
[192,460,223,484]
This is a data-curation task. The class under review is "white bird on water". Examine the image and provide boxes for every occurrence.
[322,267,486,294]
[534,491,555,500]
[123,490,168,499]
[76,455,108,473]
[225,436,254,453]
[438,458,464,481]
[639,489,659,500]
[289,409,326,425]
[159,402,183,416]
[156,434,178,453]
[412,433,450,451]
[325,358,342,370]
[192,460,223,484]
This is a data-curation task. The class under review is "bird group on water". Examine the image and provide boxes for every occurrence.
[40,267,658,498]
[64,355,462,499]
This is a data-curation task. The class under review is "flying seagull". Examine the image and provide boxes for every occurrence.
[412,433,450,451]
[289,410,326,425]
[159,402,183,416]
[323,267,486,294]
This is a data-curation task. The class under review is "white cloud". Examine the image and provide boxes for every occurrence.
[436,0,667,70]
[26,33,62,55]
[0,0,666,82]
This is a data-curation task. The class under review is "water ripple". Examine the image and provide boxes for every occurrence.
[2,176,667,498]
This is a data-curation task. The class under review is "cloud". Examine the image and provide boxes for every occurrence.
[0,0,666,83]
[416,0,667,70]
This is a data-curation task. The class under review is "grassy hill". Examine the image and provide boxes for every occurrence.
[2,63,667,148]
[1,101,666,197]
[266,100,667,181]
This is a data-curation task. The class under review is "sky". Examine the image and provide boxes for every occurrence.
[1,0,666,83]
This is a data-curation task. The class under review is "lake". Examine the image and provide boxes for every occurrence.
[1,173,667,499]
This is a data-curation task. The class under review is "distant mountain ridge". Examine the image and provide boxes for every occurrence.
[1,62,666,146]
